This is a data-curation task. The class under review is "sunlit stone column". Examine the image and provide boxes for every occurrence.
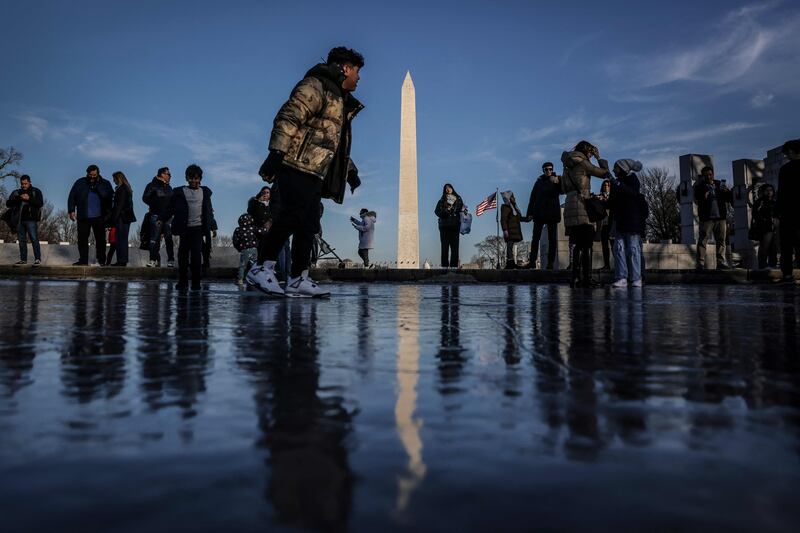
[679,154,714,245]
[397,72,420,269]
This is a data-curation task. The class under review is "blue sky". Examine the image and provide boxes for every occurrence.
[2,0,798,264]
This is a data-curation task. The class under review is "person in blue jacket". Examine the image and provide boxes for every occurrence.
[67,164,114,266]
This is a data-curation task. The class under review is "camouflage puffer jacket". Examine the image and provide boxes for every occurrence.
[561,150,610,228]
[269,63,364,193]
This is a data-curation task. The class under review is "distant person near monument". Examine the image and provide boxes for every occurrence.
[351,208,376,268]
[6,174,44,266]
[67,164,114,266]
[435,183,464,268]
[249,46,365,297]
[524,162,562,270]
[693,165,733,270]
[561,141,613,287]
[500,191,523,269]
[778,138,800,283]
[751,184,778,270]
[142,167,175,267]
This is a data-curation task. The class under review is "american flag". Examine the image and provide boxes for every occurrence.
[476,192,497,216]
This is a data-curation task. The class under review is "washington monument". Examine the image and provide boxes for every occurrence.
[397,71,419,268]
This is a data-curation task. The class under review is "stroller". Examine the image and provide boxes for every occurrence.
[312,234,345,268]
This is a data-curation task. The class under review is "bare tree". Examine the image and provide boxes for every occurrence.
[474,235,505,268]
[640,167,680,243]
[49,209,77,243]
[0,147,23,182]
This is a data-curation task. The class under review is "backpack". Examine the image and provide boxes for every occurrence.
[460,209,472,235]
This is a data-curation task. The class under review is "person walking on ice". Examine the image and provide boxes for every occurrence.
[248,46,365,297]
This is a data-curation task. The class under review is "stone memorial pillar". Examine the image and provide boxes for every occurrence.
[678,154,714,245]
[731,159,765,267]
[764,145,787,190]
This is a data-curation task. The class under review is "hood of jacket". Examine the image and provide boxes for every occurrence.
[561,150,588,170]
[238,213,254,227]
[304,63,364,114]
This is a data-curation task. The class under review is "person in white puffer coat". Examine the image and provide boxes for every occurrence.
[351,208,376,268]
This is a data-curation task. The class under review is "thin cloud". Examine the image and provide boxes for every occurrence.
[605,1,797,91]
[750,91,775,108]
[77,134,158,163]
[17,114,48,141]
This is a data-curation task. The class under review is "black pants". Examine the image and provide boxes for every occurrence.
[178,227,204,287]
[780,223,800,278]
[530,221,558,269]
[358,248,370,267]
[202,231,212,269]
[569,224,595,284]
[600,224,611,268]
[77,217,106,264]
[439,227,460,267]
[257,167,322,278]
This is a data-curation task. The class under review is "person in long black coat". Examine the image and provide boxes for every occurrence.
[107,171,137,266]
[524,162,562,269]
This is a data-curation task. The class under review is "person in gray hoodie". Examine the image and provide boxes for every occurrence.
[351,208,376,267]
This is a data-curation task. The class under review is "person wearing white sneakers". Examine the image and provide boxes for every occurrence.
[249,46,365,298]
[608,159,645,289]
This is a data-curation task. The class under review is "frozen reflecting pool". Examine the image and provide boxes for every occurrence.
[1,280,799,531]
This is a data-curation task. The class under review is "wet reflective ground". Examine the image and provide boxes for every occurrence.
[1,280,799,532]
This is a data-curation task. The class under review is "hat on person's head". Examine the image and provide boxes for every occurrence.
[614,159,643,176]
[542,162,554,170]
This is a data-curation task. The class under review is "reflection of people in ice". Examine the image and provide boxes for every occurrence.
[60,282,127,403]
[0,281,40,398]
[436,285,466,393]
[138,286,210,419]
[236,300,354,530]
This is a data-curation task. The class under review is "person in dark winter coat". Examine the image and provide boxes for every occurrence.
[247,187,272,230]
[6,174,44,265]
[142,167,175,267]
[524,162,562,269]
[751,184,779,269]
[778,139,800,281]
[693,165,733,270]
[107,171,137,266]
[249,46,365,298]
[67,164,114,266]
[500,191,524,268]
[165,164,214,290]
[233,213,268,285]
[608,159,645,288]
[596,179,612,271]
[435,183,464,268]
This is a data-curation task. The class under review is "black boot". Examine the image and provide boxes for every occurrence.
[582,247,597,288]
[571,248,582,287]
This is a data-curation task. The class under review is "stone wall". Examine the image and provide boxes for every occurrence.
[0,243,241,267]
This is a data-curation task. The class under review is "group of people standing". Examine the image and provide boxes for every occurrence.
[61,164,217,290]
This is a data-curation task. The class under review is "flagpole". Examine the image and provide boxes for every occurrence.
[495,187,500,269]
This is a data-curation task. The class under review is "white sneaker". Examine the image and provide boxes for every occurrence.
[247,262,284,296]
[611,278,628,288]
[167,261,175,268]
[285,270,330,298]
[631,279,643,288]
[146,260,157,268]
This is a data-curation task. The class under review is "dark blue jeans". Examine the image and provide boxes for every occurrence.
[148,214,174,263]
[115,222,130,264]
[18,221,41,261]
